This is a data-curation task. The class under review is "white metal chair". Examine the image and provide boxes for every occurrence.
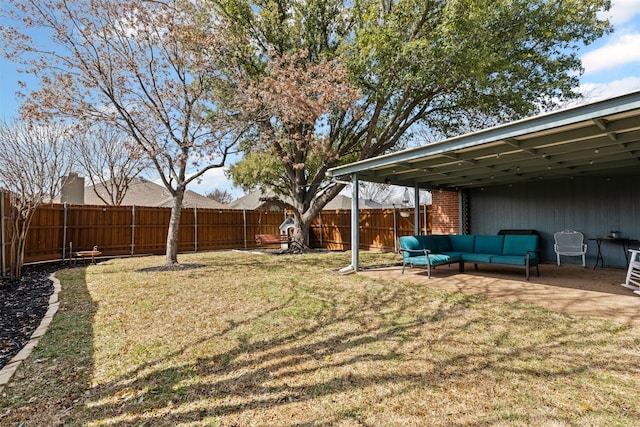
[553,230,587,267]
[621,249,640,295]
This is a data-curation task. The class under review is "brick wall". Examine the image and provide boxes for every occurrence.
[430,190,460,234]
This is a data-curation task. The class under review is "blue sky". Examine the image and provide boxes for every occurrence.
[1,2,639,197]
[576,0,640,101]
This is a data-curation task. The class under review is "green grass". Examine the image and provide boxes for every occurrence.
[1,250,639,426]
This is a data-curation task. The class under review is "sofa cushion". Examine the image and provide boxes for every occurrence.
[449,235,475,252]
[432,235,452,252]
[503,235,539,256]
[405,253,457,266]
[428,254,458,265]
[441,252,464,260]
[461,253,493,263]
[415,235,438,252]
[490,255,527,266]
[398,236,424,258]
[474,235,504,255]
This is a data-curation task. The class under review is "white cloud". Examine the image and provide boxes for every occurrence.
[577,76,640,100]
[581,32,640,74]
[604,0,640,26]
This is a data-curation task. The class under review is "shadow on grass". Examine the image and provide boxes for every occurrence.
[76,264,639,426]
[3,253,638,426]
[135,263,206,273]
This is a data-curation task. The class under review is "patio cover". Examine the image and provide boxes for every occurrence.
[329,91,640,191]
[327,91,640,272]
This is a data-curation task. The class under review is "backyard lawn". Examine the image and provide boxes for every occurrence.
[1,250,638,426]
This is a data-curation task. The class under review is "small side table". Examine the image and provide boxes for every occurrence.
[589,237,639,269]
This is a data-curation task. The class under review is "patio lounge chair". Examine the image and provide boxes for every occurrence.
[621,249,640,295]
[554,230,587,267]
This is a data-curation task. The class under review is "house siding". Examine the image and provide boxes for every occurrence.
[467,173,640,267]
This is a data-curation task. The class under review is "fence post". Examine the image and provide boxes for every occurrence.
[131,205,135,256]
[1,192,5,277]
[194,207,198,252]
[318,211,323,249]
[62,202,68,260]
[243,209,247,249]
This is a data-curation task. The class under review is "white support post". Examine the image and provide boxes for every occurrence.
[393,204,397,253]
[339,174,359,274]
[423,202,428,235]
[351,174,359,271]
[414,185,420,235]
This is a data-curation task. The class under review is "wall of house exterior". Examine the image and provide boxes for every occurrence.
[430,190,460,234]
[467,173,640,268]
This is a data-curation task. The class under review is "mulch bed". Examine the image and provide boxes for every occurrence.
[0,263,59,370]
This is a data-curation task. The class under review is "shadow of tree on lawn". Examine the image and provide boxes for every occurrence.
[77,261,640,426]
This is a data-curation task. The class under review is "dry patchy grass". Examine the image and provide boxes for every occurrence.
[1,250,639,426]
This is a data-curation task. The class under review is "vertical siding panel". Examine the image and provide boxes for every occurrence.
[470,173,640,267]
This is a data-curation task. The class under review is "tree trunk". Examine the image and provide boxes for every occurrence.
[9,224,22,281]
[289,211,312,253]
[287,184,344,253]
[165,188,185,265]
[9,208,34,280]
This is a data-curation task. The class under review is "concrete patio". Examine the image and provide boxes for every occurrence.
[359,262,640,327]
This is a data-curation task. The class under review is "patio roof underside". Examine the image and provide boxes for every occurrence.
[329,93,640,191]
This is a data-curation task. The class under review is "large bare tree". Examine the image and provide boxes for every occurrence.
[0,120,74,279]
[1,0,245,265]
[71,124,150,205]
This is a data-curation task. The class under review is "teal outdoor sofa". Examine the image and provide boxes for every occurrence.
[398,234,540,280]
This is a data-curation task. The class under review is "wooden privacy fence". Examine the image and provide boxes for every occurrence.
[1,191,431,273]
[310,207,430,252]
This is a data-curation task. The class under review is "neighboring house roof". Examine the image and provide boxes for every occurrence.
[323,194,383,210]
[84,177,225,209]
[228,188,384,210]
[227,188,293,211]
